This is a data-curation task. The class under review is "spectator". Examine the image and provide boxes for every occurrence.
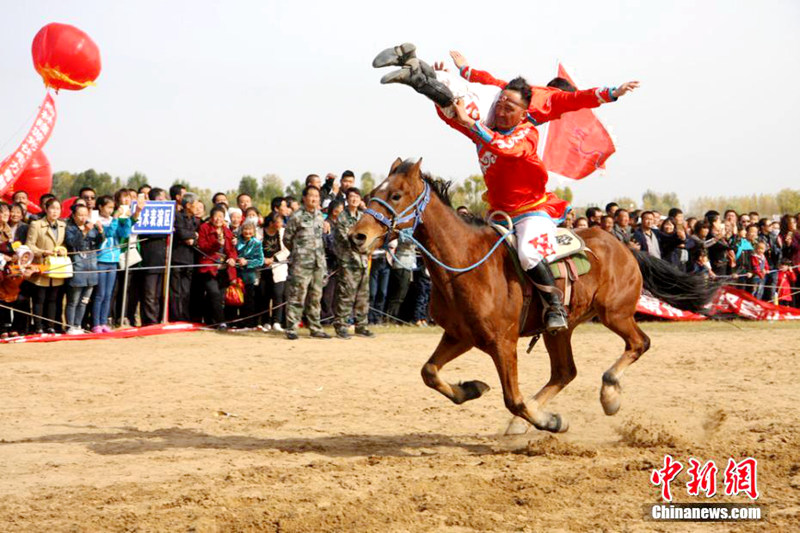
[750,241,768,300]
[169,184,185,212]
[321,199,344,321]
[600,215,614,233]
[25,197,66,334]
[170,193,200,322]
[332,187,373,339]
[658,217,688,268]
[11,191,28,213]
[612,209,638,249]
[385,238,417,322]
[605,202,619,217]
[776,259,796,306]
[633,211,662,259]
[138,184,152,197]
[139,187,168,326]
[63,204,103,334]
[758,217,782,301]
[8,203,29,244]
[237,193,252,212]
[283,185,329,340]
[285,196,300,214]
[585,207,603,227]
[244,207,263,240]
[368,246,391,325]
[197,205,238,329]
[79,187,97,212]
[212,192,229,206]
[574,217,589,229]
[260,213,290,331]
[231,219,264,328]
[228,207,243,237]
[93,195,135,332]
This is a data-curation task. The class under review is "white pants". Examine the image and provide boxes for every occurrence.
[514,215,558,270]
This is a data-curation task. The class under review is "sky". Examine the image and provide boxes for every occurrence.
[1,0,798,207]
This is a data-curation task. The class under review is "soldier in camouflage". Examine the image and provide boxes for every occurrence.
[333,188,375,339]
[283,185,331,340]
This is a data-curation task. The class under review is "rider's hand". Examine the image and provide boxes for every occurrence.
[453,98,475,128]
[449,50,467,70]
[433,61,448,72]
[612,81,640,99]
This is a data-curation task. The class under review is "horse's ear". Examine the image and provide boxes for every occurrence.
[410,157,423,178]
[389,157,403,174]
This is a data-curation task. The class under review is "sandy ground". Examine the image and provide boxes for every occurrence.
[1,321,799,532]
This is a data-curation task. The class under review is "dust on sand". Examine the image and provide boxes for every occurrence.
[1,321,798,532]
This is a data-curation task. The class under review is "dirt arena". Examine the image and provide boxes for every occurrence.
[1,321,798,532]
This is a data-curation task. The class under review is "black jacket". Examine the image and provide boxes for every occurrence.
[172,212,199,265]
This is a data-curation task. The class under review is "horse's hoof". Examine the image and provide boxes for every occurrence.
[460,380,490,402]
[504,416,530,436]
[534,412,569,433]
[600,373,622,416]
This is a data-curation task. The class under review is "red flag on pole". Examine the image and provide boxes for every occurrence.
[542,65,615,180]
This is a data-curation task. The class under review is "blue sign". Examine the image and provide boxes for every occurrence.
[131,201,176,234]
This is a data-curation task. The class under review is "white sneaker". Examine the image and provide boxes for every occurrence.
[66,327,85,335]
[262,324,272,332]
[272,323,284,332]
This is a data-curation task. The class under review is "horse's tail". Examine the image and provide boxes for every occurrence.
[633,251,719,312]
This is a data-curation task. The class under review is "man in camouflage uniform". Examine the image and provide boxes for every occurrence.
[284,185,330,340]
[333,188,375,339]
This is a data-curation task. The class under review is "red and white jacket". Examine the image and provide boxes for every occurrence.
[436,107,568,221]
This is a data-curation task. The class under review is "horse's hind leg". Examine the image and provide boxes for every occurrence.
[421,333,490,405]
[598,314,651,415]
[489,337,569,433]
[505,330,577,435]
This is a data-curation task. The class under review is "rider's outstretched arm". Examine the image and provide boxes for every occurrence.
[450,50,507,89]
[530,81,640,124]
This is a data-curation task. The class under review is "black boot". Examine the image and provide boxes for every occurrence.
[379,58,454,108]
[372,42,417,68]
[526,261,568,334]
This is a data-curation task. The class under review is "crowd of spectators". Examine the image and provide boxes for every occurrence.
[567,203,800,307]
[0,171,432,339]
[2,178,799,339]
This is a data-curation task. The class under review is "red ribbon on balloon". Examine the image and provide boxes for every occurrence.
[0,93,57,201]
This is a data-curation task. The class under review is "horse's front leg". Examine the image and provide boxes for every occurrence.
[489,337,570,433]
[421,333,490,404]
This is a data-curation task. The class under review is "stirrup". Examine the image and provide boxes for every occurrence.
[372,42,417,68]
[544,306,568,334]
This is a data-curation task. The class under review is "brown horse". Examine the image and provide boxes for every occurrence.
[350,158,716,434]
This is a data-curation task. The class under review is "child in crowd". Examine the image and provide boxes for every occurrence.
[776,259,796,306]
[749,241,768,300]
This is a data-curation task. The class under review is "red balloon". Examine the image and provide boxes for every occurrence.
[32,23,101,91]
[2,151,52,209]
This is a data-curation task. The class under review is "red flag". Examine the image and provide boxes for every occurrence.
[542,65,615,180]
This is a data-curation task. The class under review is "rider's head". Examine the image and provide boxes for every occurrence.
[495,77,531,131]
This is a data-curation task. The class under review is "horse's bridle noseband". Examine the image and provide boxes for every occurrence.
[364,180,431,242]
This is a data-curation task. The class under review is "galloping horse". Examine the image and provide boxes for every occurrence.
[350,158,715,434]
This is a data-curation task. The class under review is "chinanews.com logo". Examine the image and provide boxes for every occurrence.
[646,454,763,522]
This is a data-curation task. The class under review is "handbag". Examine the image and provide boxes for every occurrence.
[118,238,143,269]
[45,246,73,279]
[224,277,245,307]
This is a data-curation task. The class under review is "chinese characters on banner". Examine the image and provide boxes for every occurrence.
[131,201,176,235]
[0,93,57,196]
[636,287,800,321]
[651,455,760,501]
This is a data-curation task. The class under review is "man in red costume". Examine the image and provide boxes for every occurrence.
[372,44,638,332]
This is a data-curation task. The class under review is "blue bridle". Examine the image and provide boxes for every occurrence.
[363,179,513,274]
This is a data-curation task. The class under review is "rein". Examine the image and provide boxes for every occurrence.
[364,181,513,274]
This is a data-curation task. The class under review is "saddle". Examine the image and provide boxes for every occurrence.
[488,215,593,337]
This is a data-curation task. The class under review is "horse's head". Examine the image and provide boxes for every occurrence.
[349,157,427,254]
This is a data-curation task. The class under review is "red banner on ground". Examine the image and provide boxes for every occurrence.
[0,93,57,197]
[0,322,201,344]
[636,286,800,321]
[542,65,615,180]
[711,286,800,320]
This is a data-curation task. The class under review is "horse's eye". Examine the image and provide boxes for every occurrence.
[391,193,402,202]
